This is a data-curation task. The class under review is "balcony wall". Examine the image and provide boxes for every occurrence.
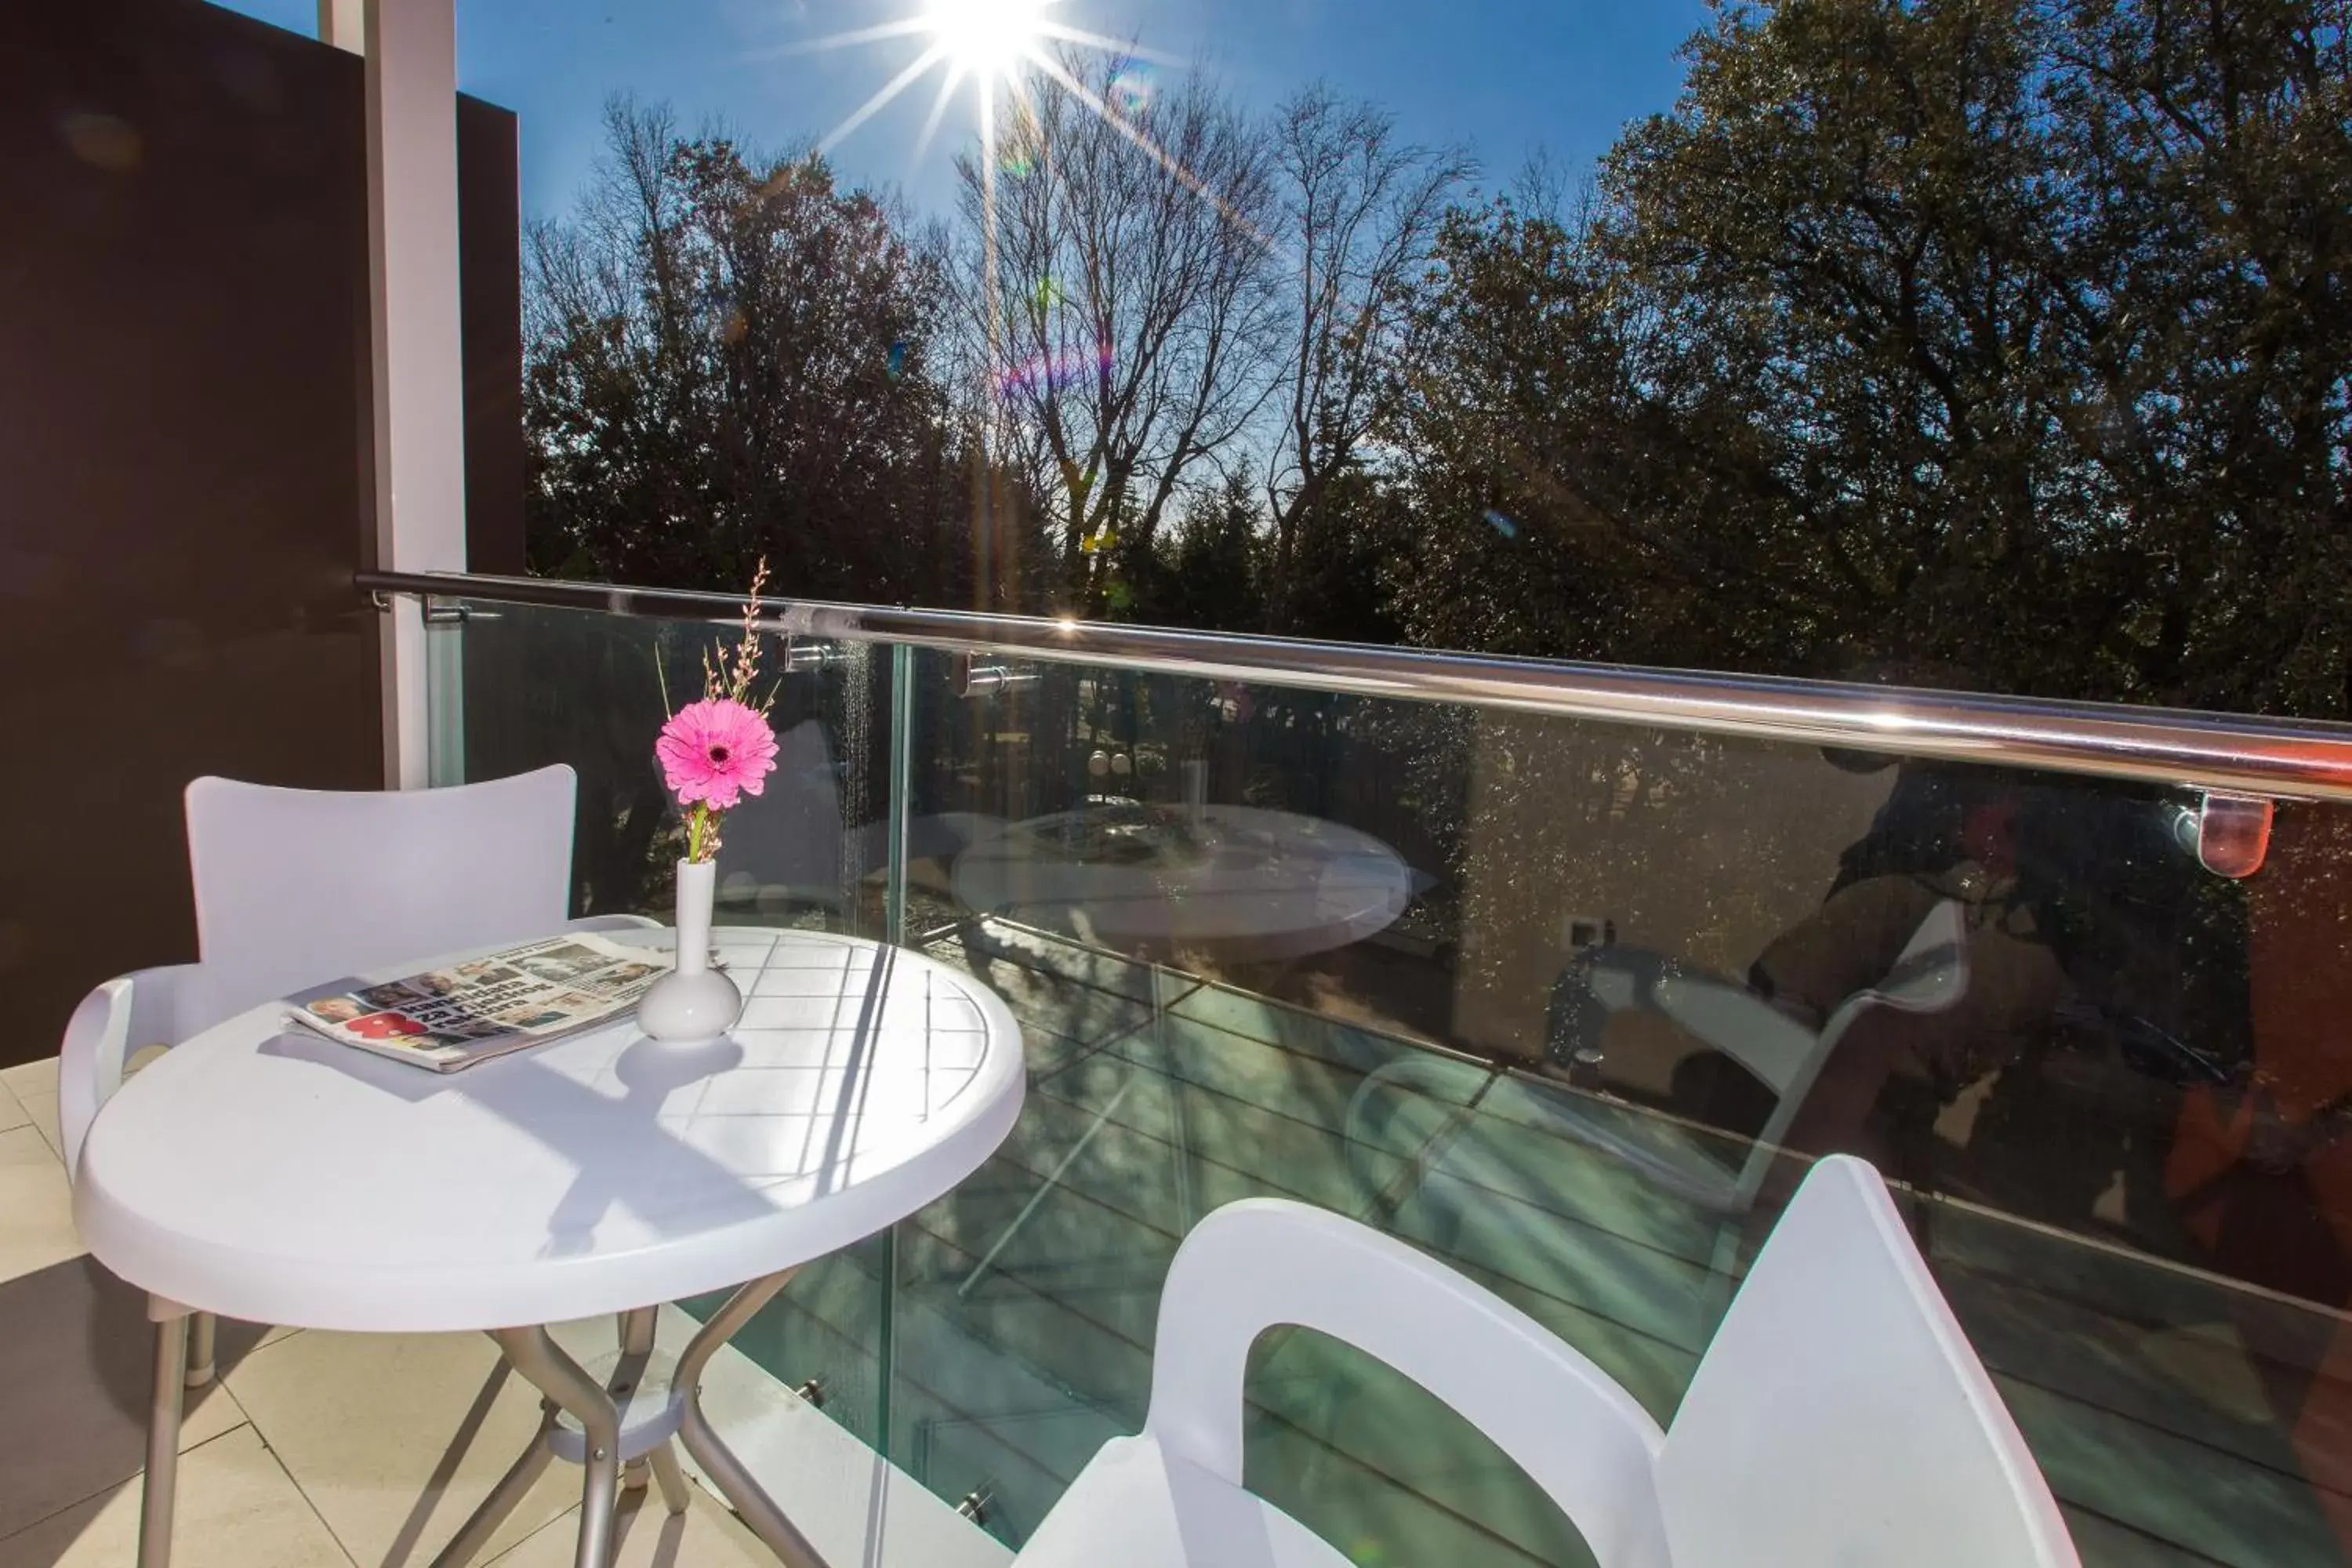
[0,0,524,1067]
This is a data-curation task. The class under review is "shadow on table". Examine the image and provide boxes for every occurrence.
[256,1000,896,1256]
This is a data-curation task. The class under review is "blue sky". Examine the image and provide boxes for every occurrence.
[212,0,1710,220]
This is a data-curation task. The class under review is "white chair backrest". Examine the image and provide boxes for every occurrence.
[1136,1158,2072,1568]
[1656,1156,2078,1566]
[183,766,579,1031]
[1651,973,1820,1091]
[1823,897,1971,1029]
[1733,898,1970,1207]
[1143,1200,1676,1568]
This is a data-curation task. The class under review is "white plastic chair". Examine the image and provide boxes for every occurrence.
[58,767,653,1345]
[1011,1155,2079,1567]
[1590,898,1970,1209]
[60,766,661,1567]
[1345,899,1968,1266]
[56,764,666,1170]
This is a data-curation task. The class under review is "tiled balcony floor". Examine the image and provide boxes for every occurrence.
[0,1056,982,1568]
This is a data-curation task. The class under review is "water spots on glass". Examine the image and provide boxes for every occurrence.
[1484,510,1520,539]
[57,111,141,173]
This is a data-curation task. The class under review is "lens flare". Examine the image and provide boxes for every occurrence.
[1109,66,1153,115]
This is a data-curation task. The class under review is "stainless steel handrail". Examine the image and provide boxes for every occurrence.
[358,568,2352,803]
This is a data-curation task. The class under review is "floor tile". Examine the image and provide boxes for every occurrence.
[0,1256,260,1540]
[0,1079,29,1137]
[484,1486,774,1567]
[6,1050,166,1169]
[2,1059,59,1100]
[0,1127,81,1286]
[9,1087,62,1167]
[0,1425,353,1568]
[2,1063,61,1163]
[227,1328,579,1567]
[652,1308,1010,1568]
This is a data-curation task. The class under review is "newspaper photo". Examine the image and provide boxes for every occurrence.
[283,934,666,1072]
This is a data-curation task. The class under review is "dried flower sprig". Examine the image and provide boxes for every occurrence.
[702,557,775,713]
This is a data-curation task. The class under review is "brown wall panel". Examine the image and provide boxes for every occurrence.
[460,92,526,577]
[0,0,523,1065]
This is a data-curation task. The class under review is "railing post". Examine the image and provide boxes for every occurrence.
[877,640,916,1460]
[423,600,467,786]
[884,642,916,948]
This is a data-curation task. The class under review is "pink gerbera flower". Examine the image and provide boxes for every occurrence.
[656,698,779,811]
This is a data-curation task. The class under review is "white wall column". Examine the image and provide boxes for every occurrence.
[318,0,365,53]
[363,0,467,787]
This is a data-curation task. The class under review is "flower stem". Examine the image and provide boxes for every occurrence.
[688,803,707,863]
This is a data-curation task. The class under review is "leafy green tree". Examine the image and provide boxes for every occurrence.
[1391,0,2352,713]
[524,100,1024,606]
[1118,469,1272,630]
[1280,466,1414,646]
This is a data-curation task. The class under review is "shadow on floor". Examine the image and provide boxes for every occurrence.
[0,1254,270,1543]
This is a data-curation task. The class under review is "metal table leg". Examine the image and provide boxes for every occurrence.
[139,1307,191,1568]
[615,1308,658,1495]
[671,1269,836,1568]
[492,1327,623,1568]
[647,1444,694,1515]
[440,1275,826,1568]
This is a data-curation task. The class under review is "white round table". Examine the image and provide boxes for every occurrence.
[76,925,1024,1568]
[951,802,1411,960]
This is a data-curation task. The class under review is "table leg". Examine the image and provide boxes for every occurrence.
[671,1269,835,1568]
[615,1309,657,1494]
[491,1327,622,1568]
[615,1309,687,1516]
[140,1308,191,1568]
[647,1443,694,1516]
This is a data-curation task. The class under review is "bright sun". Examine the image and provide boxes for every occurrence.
[922,0,1054,82]
[791,0,1179,179]
[785,0,1247,376]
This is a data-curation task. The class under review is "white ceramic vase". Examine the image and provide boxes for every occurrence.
[636,858,742,1045]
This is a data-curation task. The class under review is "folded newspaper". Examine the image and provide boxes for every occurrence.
[284,934,666,1072]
